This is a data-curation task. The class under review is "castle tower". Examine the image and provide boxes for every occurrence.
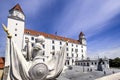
[79,32,87,45]
[7,4,25,51]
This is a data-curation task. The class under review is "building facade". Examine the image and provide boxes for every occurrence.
[7,4,87,66]
[75,58,109,69]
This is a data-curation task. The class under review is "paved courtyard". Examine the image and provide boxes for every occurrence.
[57,66,120,80]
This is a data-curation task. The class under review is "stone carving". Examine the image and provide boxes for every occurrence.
[2,24,67,80]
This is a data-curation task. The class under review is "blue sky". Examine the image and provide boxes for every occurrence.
[0,0,120,59]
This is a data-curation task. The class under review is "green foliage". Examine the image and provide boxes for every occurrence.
[109,57,120,68]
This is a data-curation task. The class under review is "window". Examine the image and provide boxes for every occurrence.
[66,43,68,46]
[31,37,34,40]
[35,39,37,43]
[76,45,78,47]
[52,46,55,50]
[76,54,78,57]
[81,49,83,53]
[60,47,61,49]
[31,43,34,47]
[103,62,104,64]
[66,48,68,51]
[81,45,83,48]
[52,40,54,44]
[92,62,93,65]
[95,62,97,65]
[15,28,17,31]
[72,59,74,63]
[72,44,73,46]
[68,61,69,65]
[43,51,45,56]
[43,58,45,62]
[72,48,73,52]
[52,52,55,56]
[43,44,45,48]
[27,31,30,34]
[72,54,74,57]
[67,53,69,56]
[75,49,78,53]
[60,41,62,45]
[15,34,17,36]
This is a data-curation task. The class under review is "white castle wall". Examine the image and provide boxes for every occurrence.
[23,34,87,65]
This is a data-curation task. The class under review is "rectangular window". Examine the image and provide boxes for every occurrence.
[72,44,73,46]
[43,58,45,62]
[75,49,78,53]
[35,39,37,43]
[66,48,68,51]
[76,54,78,57]
[67,53,69,56]
[43,44,45,48]
[76,45,78,47]
[52,46,55,50]
[81,49,83,53]
[72,54,74,57]
[81,45,83,48]
[66,43,68,46]
[31,43,34,47]
[72,48,73,52]
[43,51,45,56]
[31,37,34,40]
[60,41,62,45]
[52,40,54,44]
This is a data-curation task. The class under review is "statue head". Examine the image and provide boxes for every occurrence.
[36,35,45,44]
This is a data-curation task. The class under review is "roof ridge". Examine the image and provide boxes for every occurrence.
[24,29,80,44]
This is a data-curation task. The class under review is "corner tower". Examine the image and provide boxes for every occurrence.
[79,32,87,45]
[7,4,25,51]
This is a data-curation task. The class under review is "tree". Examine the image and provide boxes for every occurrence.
[109,57,120,68]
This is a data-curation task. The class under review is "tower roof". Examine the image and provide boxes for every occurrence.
[9,4,24,14]
[79,32,85,36]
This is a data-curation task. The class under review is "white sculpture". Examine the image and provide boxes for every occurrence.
[2,24,67,80]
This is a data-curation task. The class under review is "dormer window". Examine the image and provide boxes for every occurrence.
[27,31,30,34]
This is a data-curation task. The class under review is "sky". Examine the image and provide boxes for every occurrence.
[0,0,120,59]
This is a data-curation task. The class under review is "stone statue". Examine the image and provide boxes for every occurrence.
[2,24,67,80]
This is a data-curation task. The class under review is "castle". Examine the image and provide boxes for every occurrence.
[7,4,87,66]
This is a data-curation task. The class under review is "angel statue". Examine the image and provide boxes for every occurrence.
[2,24,67,80]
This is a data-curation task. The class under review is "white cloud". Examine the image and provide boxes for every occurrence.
[87,47,120,59]
[52,0,120,39]
[98,47,120,59]
[21,0,55,17]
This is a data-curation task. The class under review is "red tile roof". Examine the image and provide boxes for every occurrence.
[0,57,5,69]
[9,4,24,14]
[24,29,80,44]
